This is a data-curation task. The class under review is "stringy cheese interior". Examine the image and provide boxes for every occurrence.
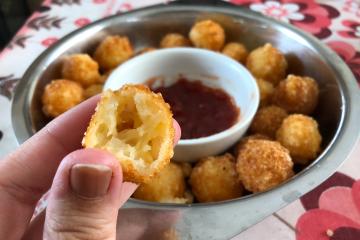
[83,85,173,183]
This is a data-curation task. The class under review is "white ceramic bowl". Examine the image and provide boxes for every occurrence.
[104,48,259,162]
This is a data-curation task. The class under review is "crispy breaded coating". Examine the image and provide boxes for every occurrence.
[234,134,271,157]
[189,153,243,203]
[256,78,275,106]
[250,105,288,138]
[222,42,248,63]
[189,20,225,51]
[276,114,322,164]
[84,84,103,99]
[272,74,319,114]
[94,35,133,70]
[82,84,174,183]
[246,43,287,85]
[160,33,190,48]
[236,139,294,192]
[133,162,191,203]
[62,54,100,87]
[42,79,84,117]
[178,162,192,178]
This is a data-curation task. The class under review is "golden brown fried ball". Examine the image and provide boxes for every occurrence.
[160,33,190,48]
[250,105,288,138]
[257,78,275,106]
[84,84,103,99]
[62,54,100,87]
[234,134,271,157]
[222,42,248,63]
[42,79,84,118]
[236,139,294,192]
[94,35,133,70]
[276,114,322,164]
[189,153,243,203]
[246,43,288,85]
[178,162,192,178]
[189,19,225,51]
[272,74,319,115]
[133,162,189,203]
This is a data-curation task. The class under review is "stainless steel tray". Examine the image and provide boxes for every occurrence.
[11,2,360,239]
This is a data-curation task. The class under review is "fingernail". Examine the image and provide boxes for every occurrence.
[70,163,112,198]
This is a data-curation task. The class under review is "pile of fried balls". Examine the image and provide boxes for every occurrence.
[41,19,322,204]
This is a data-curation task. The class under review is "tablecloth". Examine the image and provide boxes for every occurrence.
[0,0,359,239]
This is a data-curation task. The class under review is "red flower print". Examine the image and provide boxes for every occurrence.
[296,175,360,240]
[343,0,360,17]
[74,17,91,28]
[118,3,132,12]
[93,0,106,4]
[41,37,58,47]
[327,41,360,85]
[338,20,360,38]
[230,0,340,39]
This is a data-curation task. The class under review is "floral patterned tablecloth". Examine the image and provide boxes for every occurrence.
[0,0,359,239]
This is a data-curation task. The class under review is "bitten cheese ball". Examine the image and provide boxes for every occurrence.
[246,43,288,85]
[250,105,288,138]
[94,35,133,70]
[42,79,84,118]
[276,114,322,164]
[84,84,103,99]
[222,42,248,63]
[236,139,294,192]
[256,78,275,106]
[133,162,191,203]
[189,153,243,203]
[160,33,190,48]
[82,85,174,183]
[189,20,225,51]
[272,74,319,115]
[62,54,100,87]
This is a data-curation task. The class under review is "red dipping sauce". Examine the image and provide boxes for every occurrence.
[153,78,239,139]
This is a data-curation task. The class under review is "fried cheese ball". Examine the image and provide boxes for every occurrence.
[276,114,322,165]
[82,85,174,183]
[179,162,192,178]
[233,134,271,157]
[189,153,243,203]
[42,79,84,118]
[222,42,248,63]
[257,78,275,106]
[84,84,103,99]
[236,139,294,192]
[133,162,190,203]
[246,43,288,85]
[189,19,225,51]
[272,74,319,115]
[62,54,100,87]
[250,105,288,138]
[160,33,190,48]
[94,35,133,70]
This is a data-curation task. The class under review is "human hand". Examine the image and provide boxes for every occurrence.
[0,96,181,240]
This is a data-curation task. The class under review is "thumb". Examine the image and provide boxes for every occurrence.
[42,149,137,240]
